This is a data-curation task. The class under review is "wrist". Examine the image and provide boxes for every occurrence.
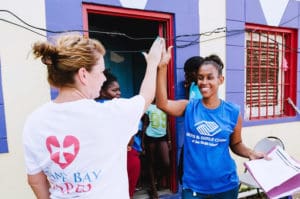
[158,63,167,67]
[158,65,167,71]
[248,150,255,160]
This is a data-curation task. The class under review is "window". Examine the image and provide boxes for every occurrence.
[245,24,297,120]
[0,61,8,153]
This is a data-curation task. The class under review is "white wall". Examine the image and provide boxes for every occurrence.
[0,1,49,198]
[0,1,299,198]
[199,0,226,99]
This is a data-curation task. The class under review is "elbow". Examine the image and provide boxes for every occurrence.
[155,95,167,110]
[156,101,167,112]
[156,101,163,109]
[27,175,37,187]
[27,172,49,188]
[157,104,170,116]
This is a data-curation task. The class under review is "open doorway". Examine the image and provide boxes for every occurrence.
[82,4,176,197]
[88,14,159,97]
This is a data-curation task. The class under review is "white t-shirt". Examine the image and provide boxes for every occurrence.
[23,95,145,199]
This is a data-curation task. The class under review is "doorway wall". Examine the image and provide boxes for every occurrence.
[82,3,177,191]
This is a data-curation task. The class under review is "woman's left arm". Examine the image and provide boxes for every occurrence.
[28,172,50,199]
[230,115,265,160]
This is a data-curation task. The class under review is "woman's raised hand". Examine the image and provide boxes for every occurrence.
[158,41,173,69]
[143,37,165,68]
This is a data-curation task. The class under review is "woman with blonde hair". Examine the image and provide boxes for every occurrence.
[23,33,166,199]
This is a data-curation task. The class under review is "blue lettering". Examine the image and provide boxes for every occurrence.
[92,170,101,180]
[83,173,91,182]
[48,172,66,182]
[74,172,82,183]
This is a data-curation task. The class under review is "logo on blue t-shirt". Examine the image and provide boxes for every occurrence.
[195,121,221,136]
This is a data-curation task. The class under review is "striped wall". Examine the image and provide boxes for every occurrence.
[0,1,299,198]
[226,0,300,173]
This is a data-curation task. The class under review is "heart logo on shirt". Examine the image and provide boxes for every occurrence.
[46,135,80,169]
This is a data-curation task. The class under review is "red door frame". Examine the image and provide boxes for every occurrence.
[82,4,177,192]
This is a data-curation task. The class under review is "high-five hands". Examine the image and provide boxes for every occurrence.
[142,37,165,68]
[142,36,173,69]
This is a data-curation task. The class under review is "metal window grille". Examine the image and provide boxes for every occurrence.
[245,25,297,120]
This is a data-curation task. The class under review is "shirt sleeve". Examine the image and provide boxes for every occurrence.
[109,95,145,143]
[23,118,42,175]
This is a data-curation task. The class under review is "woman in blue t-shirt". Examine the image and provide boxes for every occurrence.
[156,48,267,199]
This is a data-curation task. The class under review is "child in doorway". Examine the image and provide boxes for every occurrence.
[95,69,121,103]
[127,113,149,199]
[144,100,171,199]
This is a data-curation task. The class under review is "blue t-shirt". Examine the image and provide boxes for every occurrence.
[189,82,202,100]
[95,99,107,103]
[132,120,143,152]
[132,134,142,152]
[183,99,240,194]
